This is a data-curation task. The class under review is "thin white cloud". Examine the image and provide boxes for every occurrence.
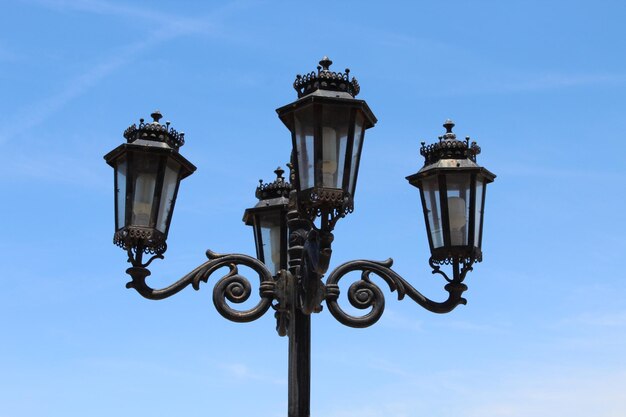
[0,0,243,144]
[25,0,227,35]
[0,151,108,189]
[379,308,424,332]
[369,30,626,95]
[321,368,626,417]
[458,72,626,96]
[0,36,157,143]
[28,0,181,24]
[219,362,286,385]
[563,310,626,328]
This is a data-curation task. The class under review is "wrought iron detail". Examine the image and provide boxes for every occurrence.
[299,189,354,233]
[123,110,186,149]
[115,227,167,256]
[125,250,275,323]
[300,229,332,314]
[324,258,471,328]
[294,56,360,98]
[420,119,481,165]
[256,167,292,200]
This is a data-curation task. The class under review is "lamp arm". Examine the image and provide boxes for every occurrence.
[324,258,471,328]
[125,250,275,323]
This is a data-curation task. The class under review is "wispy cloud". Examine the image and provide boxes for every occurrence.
[369,30,626,96]
[322,368,626,417]
[0,36,158,143]
[219,362,286,385]
[0,151,108,189]
[1,0,241,143]
[379,308,424,332]
[562,310,626,328]
[456,72,626,96]
[26,0,226,34]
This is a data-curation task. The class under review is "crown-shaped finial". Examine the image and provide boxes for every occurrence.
[256,166,292,200]
[420,120,481,164]
[293,56,360,98]
[123,110,185,149]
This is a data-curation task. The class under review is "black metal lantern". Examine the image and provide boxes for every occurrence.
[276,57,377,215]
[243,167,291,275]
[104,111,196,255]
[406,120,496,264]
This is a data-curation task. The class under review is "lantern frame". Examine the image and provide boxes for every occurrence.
[104,111,196,256]
[243,168,291,275]
[406,120,495,264]
[276,57,376,216]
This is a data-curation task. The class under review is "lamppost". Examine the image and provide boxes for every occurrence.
[104,57,496,417]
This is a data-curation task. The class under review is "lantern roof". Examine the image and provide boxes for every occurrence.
[256,167,292,201]
[420,119,482,166]
[243,167,291,225]
[293,56,360,99]
[407,120,496,184]
[123,110,185,150]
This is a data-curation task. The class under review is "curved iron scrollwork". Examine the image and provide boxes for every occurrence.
[125,250,275,323]
[324,258,472,328]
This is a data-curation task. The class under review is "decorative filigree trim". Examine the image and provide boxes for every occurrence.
[256,167,292,200]
[123,110,185,149]
[114,227,167,255]
[420,119,481,165]
[293,56,360,98]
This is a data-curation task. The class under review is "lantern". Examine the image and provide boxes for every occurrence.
[243,167,291,275]
[104,111,196,255]
[276,57,377,215]
[406,120,496,264]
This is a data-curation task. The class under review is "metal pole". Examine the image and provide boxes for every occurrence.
[286,178,312,417]
[288,308,311,417]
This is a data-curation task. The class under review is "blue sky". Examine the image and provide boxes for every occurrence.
[1,1,625,416]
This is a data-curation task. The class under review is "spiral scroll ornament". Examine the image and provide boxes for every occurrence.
[325,258,471,328]
[125,250,275,323]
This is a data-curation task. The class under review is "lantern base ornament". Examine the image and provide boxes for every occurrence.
[105,58,495,417]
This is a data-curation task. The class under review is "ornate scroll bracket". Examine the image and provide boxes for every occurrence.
[324,258,471,328]
[300,229,332,314]
[125,249,275,323]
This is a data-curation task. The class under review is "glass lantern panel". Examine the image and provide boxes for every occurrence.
[131,154,159,227]
[320,105,350,189]
[294,106,315,190]
[156,159,181,233]
[421,176,444,248]
[259,211,282,275]
[473,177,485,248]
[445,173,471,246]
[115,157,127,230]
[348,111,365,196]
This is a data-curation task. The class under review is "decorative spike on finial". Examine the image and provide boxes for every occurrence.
[319,56,332,71]
[442,119,456,140]
[151,110,163,123]
[274,166,285,180]
[443,119,455,133]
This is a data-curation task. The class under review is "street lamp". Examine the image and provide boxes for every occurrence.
[104,57,496,417]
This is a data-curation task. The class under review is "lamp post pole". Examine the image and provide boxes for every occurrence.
[104,57,496,417]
